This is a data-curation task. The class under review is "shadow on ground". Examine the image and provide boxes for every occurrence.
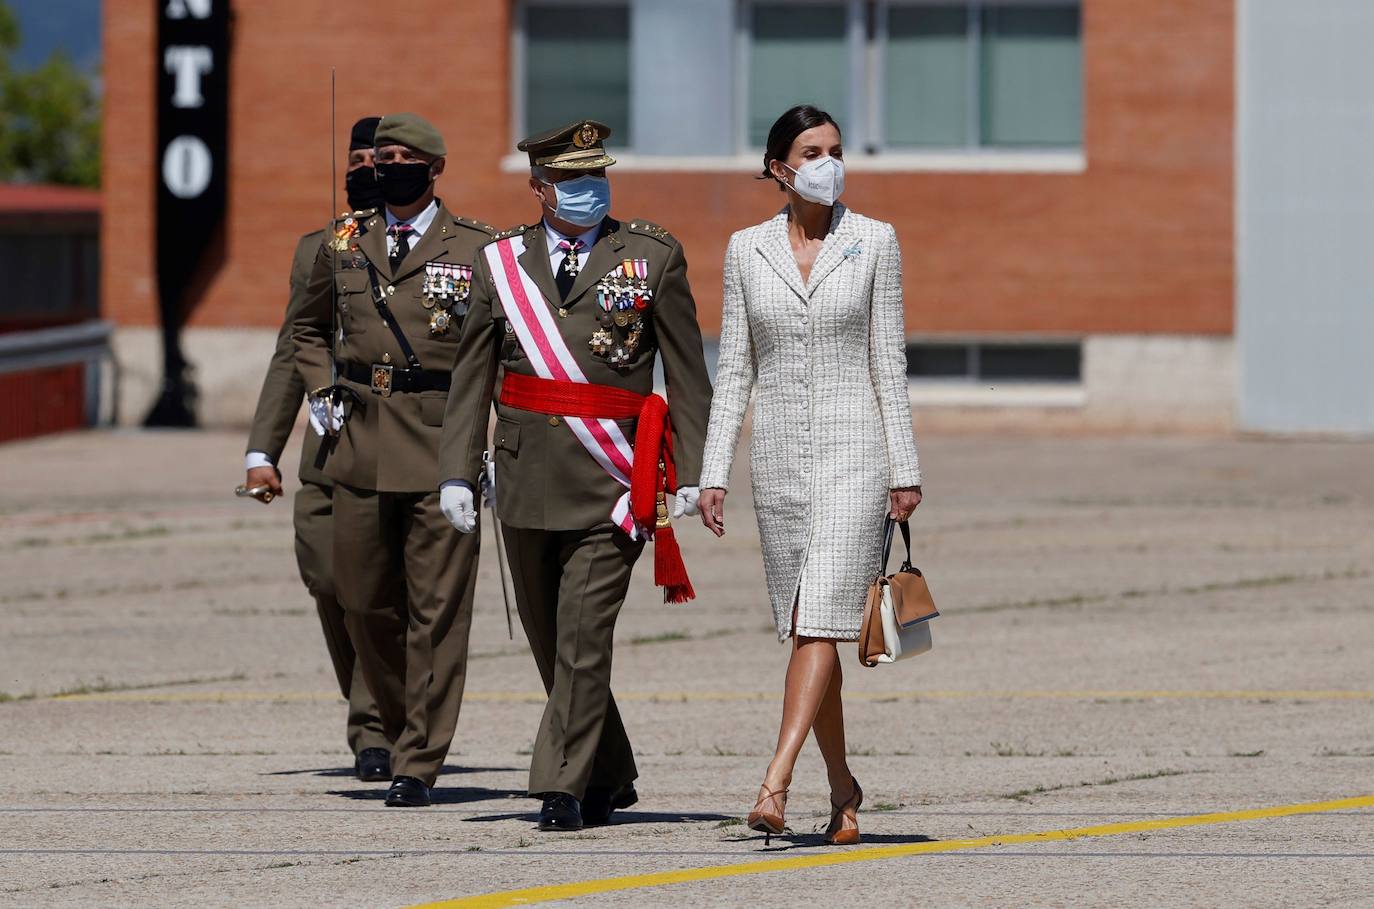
[740,832,938,851]
[328,786,526,805]
[466,810,735,825]
[264,763,521,778]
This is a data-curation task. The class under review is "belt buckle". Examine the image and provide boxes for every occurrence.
[370,363,394,397]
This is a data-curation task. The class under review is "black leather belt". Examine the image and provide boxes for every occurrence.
[342,360,451,397]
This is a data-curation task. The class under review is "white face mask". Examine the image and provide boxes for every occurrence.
[781,156,845,206]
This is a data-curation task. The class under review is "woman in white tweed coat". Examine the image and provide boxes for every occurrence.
[698,106,922,845]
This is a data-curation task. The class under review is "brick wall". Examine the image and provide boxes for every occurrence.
[103,0,1233,338]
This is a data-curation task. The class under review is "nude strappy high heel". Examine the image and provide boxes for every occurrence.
[823,776,863,845]
[746,783,788,845]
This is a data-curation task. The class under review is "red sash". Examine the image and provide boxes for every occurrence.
[500,373,694,603]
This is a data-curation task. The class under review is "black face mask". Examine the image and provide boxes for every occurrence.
[376,161,433,207]
[345,166,384,211]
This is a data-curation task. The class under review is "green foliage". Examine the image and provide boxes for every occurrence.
[0,0,101,187]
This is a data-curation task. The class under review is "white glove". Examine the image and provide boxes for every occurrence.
[441,485,478,534]
[673,485,700,519]
[307,395,344,436]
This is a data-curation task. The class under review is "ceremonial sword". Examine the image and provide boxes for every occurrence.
[482,451,516,640]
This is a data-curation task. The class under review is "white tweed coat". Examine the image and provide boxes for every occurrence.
[700,204,922,641]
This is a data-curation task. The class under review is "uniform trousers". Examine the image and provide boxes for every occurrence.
[332,484,479,786]
[291,481,387,755]
[502,523,643,800]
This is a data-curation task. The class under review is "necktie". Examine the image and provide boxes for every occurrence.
[555,238,584,301]
[388,223,414,271]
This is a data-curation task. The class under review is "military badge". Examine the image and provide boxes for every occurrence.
[589,328,614,357]
[572,122,600,149]
[332,215,361,252]
[429,307,454,336]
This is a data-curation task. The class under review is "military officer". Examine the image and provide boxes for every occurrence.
[439,121,713,831]
[243,115,390,782]
[292,112,494,808]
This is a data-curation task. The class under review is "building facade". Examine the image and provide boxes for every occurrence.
[103,0,1239,430]
[0,184,108,442]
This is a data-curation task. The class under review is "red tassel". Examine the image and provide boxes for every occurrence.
[630,396,669,528]
[654,523,695,603]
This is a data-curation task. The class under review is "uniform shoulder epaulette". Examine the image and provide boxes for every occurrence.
[491,223,530,241]
[451,214,497,236]
[626,220,676,245]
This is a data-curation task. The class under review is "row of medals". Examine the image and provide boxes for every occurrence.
[422,264,472,335]
[590,258,652,366]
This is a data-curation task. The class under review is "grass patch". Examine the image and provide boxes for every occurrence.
[965,568,1368,617]
[211,607,308,618]
[964,593,1106,615]
[870,802,901,812]
[469,646,529,661]
[1003,768,1194,802]
[1228,749,1265,758]
[1,673,248,704]
[715,817,743,828]
[628,630,692,646]
[1318,747,1374,758]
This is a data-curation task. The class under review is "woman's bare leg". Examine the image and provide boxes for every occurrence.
[761,632,840,794]
[810,658,853,794]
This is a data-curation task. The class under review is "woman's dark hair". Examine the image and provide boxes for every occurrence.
[759,104,841,188]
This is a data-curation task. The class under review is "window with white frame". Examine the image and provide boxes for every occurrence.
[514,0,1081,159]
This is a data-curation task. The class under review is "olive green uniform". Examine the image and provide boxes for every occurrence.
[292,203,495,787]
[245,228,387,756]
[440,217,712,799]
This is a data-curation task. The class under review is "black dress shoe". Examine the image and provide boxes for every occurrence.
[538,793,583,831]
[385,775,431,807]
[583,783,638,825]
[355,748,392,783]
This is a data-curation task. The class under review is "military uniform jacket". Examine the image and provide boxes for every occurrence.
[292,203,496,493]
[246,229,330,486]
[439,218,713,531]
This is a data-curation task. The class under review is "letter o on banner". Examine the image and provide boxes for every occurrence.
[161,135,213,199]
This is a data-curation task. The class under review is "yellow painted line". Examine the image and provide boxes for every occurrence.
[410,794,1374,908]
[41,688,1374,704]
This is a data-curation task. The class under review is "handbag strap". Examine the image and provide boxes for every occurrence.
[879,516,915,574]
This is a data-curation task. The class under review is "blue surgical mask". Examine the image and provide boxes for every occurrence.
[543,175,611,227]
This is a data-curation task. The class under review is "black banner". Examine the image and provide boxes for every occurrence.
[146,0,232,427]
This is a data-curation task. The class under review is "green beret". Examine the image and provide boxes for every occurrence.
[374,112,446,157]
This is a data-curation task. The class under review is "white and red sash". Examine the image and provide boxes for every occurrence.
[485,235,639,538]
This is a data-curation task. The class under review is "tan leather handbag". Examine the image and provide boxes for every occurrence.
[859,518,938,667]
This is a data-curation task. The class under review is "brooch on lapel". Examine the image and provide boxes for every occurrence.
[422,262,473,335]
[843,241,863,259]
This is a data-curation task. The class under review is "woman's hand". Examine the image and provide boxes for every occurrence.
[889,486,922,521]
[699,487,727,537]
